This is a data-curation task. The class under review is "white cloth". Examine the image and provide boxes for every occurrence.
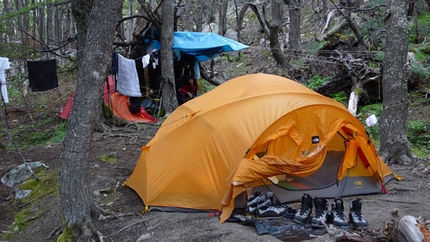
[0,57,11,103]
[194,61,201,80]
[366,114,378,127]
[116,54,142,97]
[142,54,150,68]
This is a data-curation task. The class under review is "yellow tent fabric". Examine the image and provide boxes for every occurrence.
[123,73,395,222]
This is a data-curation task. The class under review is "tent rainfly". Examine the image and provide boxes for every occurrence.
[124,73,398,223]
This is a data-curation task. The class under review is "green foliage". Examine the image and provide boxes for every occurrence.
[3,169,58,239]
[18,169,60,203]
[358,103,383,117]
[306,75,330,90]
[417,12,430,36]
[0,43,41,59]
[331,91,348,106]
[407,119,430,157]
[357,103,383,142]
[198,79,215,94]
[306,40,327,55]
[374,51,385,62]
[409,60,430,82]
[97,153,118,164]
[414,50,429,63]
[10,120,67,149]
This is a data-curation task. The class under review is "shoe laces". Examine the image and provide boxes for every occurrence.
[351,210,365,222]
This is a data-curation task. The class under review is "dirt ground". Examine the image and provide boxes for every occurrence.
[1,110,430,242]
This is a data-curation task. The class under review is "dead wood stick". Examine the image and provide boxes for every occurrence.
[46,225,62,239]
[378,199,421,205]
[109,218,150,236]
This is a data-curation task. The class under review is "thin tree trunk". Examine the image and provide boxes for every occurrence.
[270,0,291,68]
[60,0,123,240]
[46,2,52,46]
[160,0,177,114]
[218,0,228,36]
[288,0,301,53]
[38,2,45,47]
[195,2,203,32]
[378,0,412,165]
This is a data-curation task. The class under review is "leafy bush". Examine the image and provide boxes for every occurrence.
[357,103,383,143]
[306,75,330,90]
[409,60,430,82]
[407,119,430,157]
[331,91,348,106]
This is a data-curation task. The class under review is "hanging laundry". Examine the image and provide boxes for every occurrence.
[141,54,150,68]
[27,59,59,92]
[0,57,11,103]
[111,51,119,75]
[116,54,142,97]
[194,60,201,80]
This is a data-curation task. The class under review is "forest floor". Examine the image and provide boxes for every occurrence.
[1,106,430,242]
[1,7,430,240]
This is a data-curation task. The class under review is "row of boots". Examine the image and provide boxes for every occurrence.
[293,194,368,229]
[246,191,294,219]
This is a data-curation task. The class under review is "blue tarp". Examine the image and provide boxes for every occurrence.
[172,32,249,62]
[143,30,249,62]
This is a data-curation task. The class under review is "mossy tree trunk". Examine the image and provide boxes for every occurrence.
[59,0,123,240]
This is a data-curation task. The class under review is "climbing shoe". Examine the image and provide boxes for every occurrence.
[246,191,261,216]
[256,191,288,219]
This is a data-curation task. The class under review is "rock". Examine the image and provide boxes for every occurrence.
[225,29,238,41]
[203,23,218,33]
[136,233,152,242]
[14,187,32,199]
[1,161,43,187]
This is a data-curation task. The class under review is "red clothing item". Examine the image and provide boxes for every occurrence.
[179,84,197,96]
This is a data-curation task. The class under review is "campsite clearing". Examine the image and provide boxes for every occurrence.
[0,112,429,241]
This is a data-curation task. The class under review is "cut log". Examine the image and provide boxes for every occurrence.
[397,215,430,242]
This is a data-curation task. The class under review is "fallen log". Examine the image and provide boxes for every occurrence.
[397,215,430,242]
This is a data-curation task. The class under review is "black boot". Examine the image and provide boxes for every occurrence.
[349,198,368,229]
[293,194,313,224]
[329,198,349,226]
[311,197,328,228]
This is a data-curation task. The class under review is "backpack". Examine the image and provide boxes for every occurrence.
[141,98,160,115]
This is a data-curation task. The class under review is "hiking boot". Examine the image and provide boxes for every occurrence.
[329,198,349,227]
[256,191,288,219]
[311,197,329,228]
[349,198,368,230]
[246,191,261,216]
[293,194,313,224]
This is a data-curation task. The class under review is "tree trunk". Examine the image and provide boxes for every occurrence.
[322,0,327,21]
[270,0,291,68]
[160,0,177,114]
[195,1,203,32]
[218,0,228,36]
[288,0,301,53]
[46,2,52,46]
[38,2,45,47]
[378,0,412,165]
[60,0,123,240]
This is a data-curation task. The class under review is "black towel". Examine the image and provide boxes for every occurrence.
[27,59,59,92]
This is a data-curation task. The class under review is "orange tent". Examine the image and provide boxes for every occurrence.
[124,73,396,222]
